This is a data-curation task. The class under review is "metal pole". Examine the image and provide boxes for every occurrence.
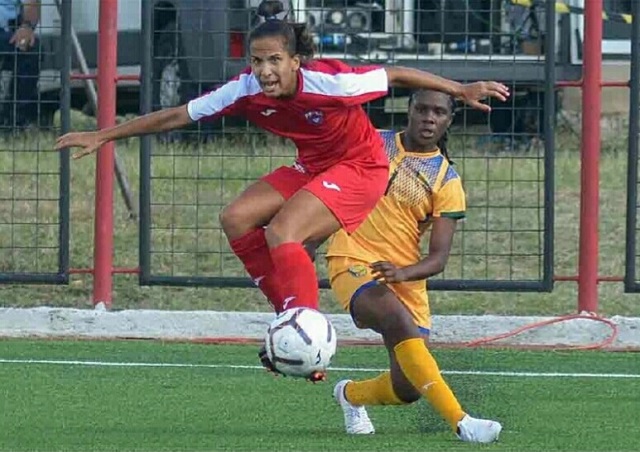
[139,0,153,284]
[58,0,72,281]
[93,0,118,309]
[624,0,640,291]
[53,0,137,219]
[542,0,555,291]
[577,0,602,313]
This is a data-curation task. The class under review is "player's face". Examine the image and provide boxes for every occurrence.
[407,91,453,150]
[250,36,300,98]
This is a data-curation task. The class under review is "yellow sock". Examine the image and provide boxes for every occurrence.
[394,338,465,430]
[344,371,408,406]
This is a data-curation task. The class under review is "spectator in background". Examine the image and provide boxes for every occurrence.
[0,0,40,128]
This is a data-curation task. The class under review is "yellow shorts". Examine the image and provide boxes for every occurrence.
[327,256,431,333]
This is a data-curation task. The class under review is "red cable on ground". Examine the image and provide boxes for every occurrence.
[463,313,619,350]
[184,314,620,351]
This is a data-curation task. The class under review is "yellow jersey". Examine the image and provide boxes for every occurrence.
[326,130,466,267]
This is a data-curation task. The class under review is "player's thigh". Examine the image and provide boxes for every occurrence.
[329,257,415,336]
[351,284,418,339]
[328,257,377,329]
[220,166,309,240]
[265,189,343,246]
[307,161,388,234]
[394,282,432,333]
[266,161,388,245]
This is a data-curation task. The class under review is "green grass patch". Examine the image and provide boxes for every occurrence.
[0,116,638,316]
[0,339,638,451]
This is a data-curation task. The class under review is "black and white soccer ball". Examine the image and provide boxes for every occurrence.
[264,307,337,378]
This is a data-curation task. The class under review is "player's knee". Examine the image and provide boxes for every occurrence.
[389,367,422,403]
[393,381,422,404]
[220,203,253,239]
[264,216,300,247]
[378,308,418,342]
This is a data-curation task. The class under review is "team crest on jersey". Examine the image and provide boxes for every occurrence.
[348,264,369,278]
[304,110,324,125]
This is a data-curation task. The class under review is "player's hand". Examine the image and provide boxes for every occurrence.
[55,131,106,159]
[370,261,409,284]
[458,81,510,112]
[10,26,36,51]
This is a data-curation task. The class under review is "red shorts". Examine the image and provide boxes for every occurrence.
[262,160,388,233]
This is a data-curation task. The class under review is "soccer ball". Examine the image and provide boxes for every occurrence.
[264,307,337,378]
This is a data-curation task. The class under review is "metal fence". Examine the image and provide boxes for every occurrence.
[138,0,559,291]
[0,0,70,284]
[624,0,640,292]
[3,0,633,312]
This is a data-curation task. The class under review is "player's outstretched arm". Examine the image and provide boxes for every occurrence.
[55,105,193,159]
[384,66,510,112]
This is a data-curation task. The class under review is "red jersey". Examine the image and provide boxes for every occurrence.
[186,59,389,173]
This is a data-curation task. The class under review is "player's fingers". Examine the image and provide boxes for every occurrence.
[370,266,387,275]
[371,268,392,279]
[72,148,94,160]
[483,81,509,93]
[55,134,79,151]
[469,100,491,112]
[384,273,401,283]
[370,261,393,271]
[370,266,384,276]
[373,275,388,284]
[492,82,510,96]
[54,137,67,150]
[487,88,508,102]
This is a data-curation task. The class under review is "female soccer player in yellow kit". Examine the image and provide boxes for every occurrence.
[326,89,502,443]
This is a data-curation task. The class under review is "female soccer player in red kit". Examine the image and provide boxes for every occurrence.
[56,1,508,317]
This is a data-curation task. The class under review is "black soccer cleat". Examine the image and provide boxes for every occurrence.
[258,345,327,382]
[258,345,285,377]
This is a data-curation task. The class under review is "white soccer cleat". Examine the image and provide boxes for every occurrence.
[333,379,375,434]
[456,414,502,443]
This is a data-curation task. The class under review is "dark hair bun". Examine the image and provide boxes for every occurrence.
[257,0,284,20]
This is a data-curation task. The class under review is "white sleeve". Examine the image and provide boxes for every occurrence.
[301,66,388,106]
[187,72,261,121]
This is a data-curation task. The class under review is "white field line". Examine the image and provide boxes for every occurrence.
[0,358,638,379]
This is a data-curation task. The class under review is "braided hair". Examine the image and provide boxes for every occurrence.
[408,90,456,164]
